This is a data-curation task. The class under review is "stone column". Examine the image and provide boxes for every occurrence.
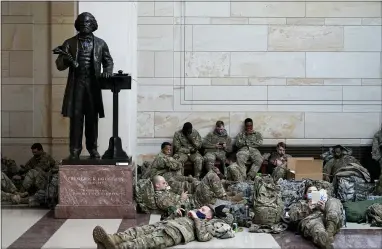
[77,2,138,162]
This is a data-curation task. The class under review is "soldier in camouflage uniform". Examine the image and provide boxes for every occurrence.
[1,156,21,178]
[21,143,58,195]
[372,126,382,193]
[323,145,360,182]
[203,121,232,176]
[93,205,235,249]
[153,171,227,218]
[235,118,264,180]
[173,122,203,178]
[1,172,28,204]
[269,142,292,181]
[288,184,343,249]
[142,142,183,180]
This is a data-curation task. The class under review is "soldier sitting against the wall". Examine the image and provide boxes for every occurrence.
[371,124,382,193]
[203,120,232,176]
[93,204,235,249]
[323,145,360,182]
[20,143,58,196]
[173,122,204,178]
[269,142,292,181]
[142,142,183,181]
[288,184,343,249]
[235,118,264,180]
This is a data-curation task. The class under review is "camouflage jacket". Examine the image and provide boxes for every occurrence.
[162,216,234,244]
[372,130,382,163]
[268,152,292,167]
[288,200,316,223]
[323,155,360,182]
[173,129,202,154]
[154,189,187,214]
[203,130,232,153]
[288,197,337,222]
[24,152,58,173]
[235,131,263,151]
[144,152,182,179]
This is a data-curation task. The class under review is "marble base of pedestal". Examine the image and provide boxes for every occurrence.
[55,164,136,219]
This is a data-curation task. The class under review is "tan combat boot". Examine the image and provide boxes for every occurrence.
[227,193,246,204]
[10,194,21,204]
[93,226,121,249]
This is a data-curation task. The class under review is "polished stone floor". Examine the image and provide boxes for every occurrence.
[1,207,381,249]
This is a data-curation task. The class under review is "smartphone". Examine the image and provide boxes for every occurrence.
[180,205,186,216]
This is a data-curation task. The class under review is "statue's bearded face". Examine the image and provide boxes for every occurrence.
[78,14,93,34]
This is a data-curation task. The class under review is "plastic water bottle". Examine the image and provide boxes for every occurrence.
[245,205,249,218]
[342,209,347,228]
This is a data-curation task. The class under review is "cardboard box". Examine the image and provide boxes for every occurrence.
[287,157,323,180]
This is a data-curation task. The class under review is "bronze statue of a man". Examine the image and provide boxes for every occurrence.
[54,12,113,160]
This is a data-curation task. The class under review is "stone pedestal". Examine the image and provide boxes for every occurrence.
[55,164,136,219]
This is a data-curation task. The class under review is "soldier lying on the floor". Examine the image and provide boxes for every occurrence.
[287,183,343,249]
[93,204,235,249]
[153,172,244,219]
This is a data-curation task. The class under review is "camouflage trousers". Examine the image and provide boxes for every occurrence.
[236,148,263,179]
[33,173,59,207]
[168,171,226,208]
[1,172,17,193]
[1,172,28,203]
[204,151,226,175]
[272,166,288,182]
[176,152,203,178]
[167,176,196,195]
[299,198,343,248]
[192,170,226,207]
[108,222,178,249]
[226,163,246,181]
[22,169,48,193]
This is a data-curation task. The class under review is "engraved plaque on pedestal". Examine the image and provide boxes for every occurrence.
[55,164,136,219]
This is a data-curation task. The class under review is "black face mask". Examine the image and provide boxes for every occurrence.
[196,211,206,219]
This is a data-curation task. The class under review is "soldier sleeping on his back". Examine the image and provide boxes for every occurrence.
[93,204,235,249]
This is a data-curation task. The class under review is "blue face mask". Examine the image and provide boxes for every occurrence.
[196,211,206,219]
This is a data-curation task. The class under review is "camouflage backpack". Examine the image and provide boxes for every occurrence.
[366,203,382,227]
[278,179,306,208]
[252,176,283,225]
[227,182,254,207]
[134,178,157,213]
